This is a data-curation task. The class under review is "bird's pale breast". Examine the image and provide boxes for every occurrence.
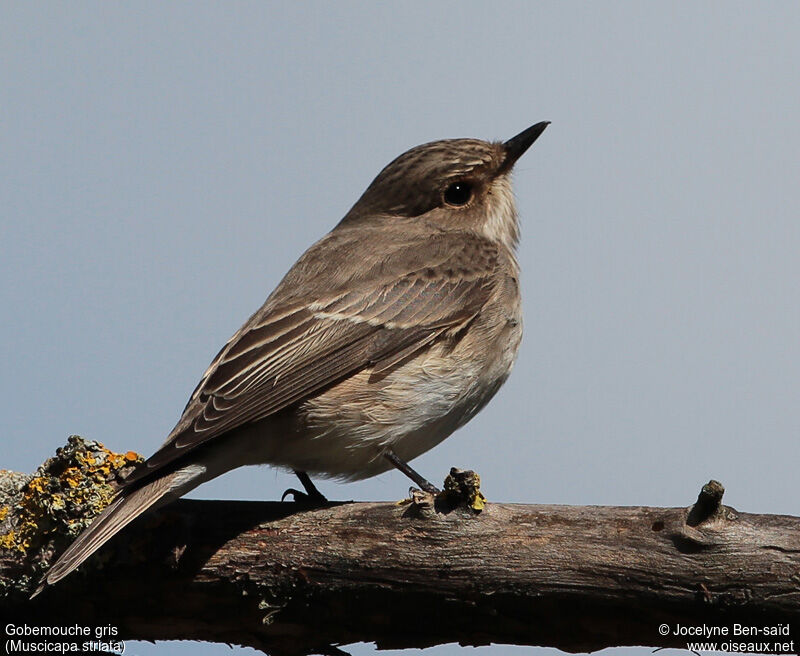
[252,272,523,480]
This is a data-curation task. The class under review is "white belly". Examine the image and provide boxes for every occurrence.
[260,316,522,480]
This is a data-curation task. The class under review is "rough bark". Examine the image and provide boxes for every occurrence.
[1,441,798,655]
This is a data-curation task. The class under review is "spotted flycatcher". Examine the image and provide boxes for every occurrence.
[37,121,549,592]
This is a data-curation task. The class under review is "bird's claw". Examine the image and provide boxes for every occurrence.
[409,483,440,496]
[281,487,328,504]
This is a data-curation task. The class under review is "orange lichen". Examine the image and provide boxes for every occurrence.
[0,530,19,551]
[443,467,487,512]
[0,436,143,560]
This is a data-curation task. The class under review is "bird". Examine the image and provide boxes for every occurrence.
[35,121,549,594]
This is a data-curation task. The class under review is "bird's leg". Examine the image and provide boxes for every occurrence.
[384,449,440,494]
[281,470,328,503]
[295,470,326,500]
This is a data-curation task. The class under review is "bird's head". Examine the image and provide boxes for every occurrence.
[342,122,549,252]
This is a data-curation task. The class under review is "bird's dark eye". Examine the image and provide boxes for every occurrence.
[443,181,473,206]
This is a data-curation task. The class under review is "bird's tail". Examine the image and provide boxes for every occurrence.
[32,463,208,596]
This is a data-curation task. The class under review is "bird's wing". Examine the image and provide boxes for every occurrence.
[124,231,500,485]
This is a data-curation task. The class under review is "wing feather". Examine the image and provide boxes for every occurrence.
[124,232,500,486]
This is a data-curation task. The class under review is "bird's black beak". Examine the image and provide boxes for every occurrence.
[500,121,550,172]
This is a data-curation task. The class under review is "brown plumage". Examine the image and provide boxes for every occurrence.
[35,121,549,594]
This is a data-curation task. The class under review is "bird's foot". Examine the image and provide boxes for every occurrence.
[399,468,486,514]
[410,482,441,495]
[280,487,328,504]
[281,470,328,504]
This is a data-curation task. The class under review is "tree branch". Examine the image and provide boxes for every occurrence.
[1,437,798,655]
